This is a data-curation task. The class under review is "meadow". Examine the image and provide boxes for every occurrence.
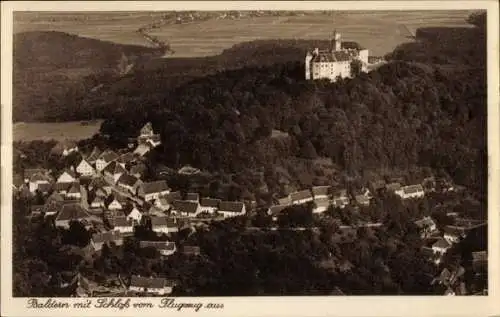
[14,10,474,57]
[13,120,104,142]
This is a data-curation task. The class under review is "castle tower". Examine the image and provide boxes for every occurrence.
[305,51,313,80]
[331,30,341,51]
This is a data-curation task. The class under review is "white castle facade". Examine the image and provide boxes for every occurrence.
[305,31,369,82]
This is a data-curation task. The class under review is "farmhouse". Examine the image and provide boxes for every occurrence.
[171,200,200,217]
[414,216,438,238]
[305,31,369,82]
[151,216,175,235]
[91,230,123,252]
[313,197,331,213]
[24,169,52,193]
[312,186,330,200]
[57,169,77,183]
[290,190,314,205]
[126,206,143,224]
[96,150,119,172]
[76,159,95,177]
[116,174,141,194]
[139,241,177,256]
[138,181,170,201]
[106,195,127,211]
[54,203,95,229]
[396,184,425,200]
[128,276,175,296]
[198,198,221,214]
[112,216,134,234]
[89,195,105,209]
[66,182,82,200]
[218,201,246,218]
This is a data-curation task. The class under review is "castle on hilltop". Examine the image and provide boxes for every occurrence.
[305,30,369,82]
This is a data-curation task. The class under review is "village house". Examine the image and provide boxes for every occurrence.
[54,203,96,229]
[414,216,438,238]
[332,189,350,209]
[116,152,137,169]
[24,168,53,193]
[151,216,175,235]
[76,158,95,177]
[396,184,425,200]
[106,194,127,211]
[53,182,74,196]
[218,201,246,218]
[275,195,292,206]
[185,192,200,202]
[89,195,105,209]
[85,146,101,164]
[171,200,200,217]
[88,177,111,193]
[112,216,134,234]
[290,190,314,205]
[443,226,465,244]
[57,169,77,184]
[137,180,170,201]
[432,238,452,255]
[313,198,331,213]
[267,204,288,221]
[181,245,201,256]
[102,161,127,184]
[66,182,82,200]
[312,186,330,200]
[198,197,221,214]
[139,241,177,256]
[128,276,175,296]
[91,230,124,252]
[116,173,142,194]
[126,205,143,224]
[133,141,152,157]
[129,163,148,179]
[51,140,79,157]
[96,150,119,172]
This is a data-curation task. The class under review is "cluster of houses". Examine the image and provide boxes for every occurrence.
[266,177,431,219]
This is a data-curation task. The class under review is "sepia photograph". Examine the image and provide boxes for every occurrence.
[1,1,499,316]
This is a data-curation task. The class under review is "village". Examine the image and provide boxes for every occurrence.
[12,121,487,297]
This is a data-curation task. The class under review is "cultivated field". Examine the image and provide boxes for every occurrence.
[13,120,104,142]
[14,11,474,57]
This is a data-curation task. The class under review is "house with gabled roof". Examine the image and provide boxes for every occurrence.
[112,216,134,234]
[267,204,288,219]
[396,184,425,200]
[414,216,438,238]
[290,190,314,205]
[116,152,137,169]
[313,197,331,213]
[185,192,199,202]
[218,201,246,218]
[89,195,106,209]
[133,142,152,157]
[57,169,77,184]
[198,197,221,214]
[129,163,148,179]
[128,276,175,296]
[85,146,101,164]
[96,150,119,172]
[137,180,170,202]
[24,168,52,193]
[443,226,465,244]
[432,238,451,255]
[116,173,141,194]
[312,186,330,200]
[66,182,82,200]
[54,203,96,229]
[126,205,143,224]
[91,230,123,251]
[106,194,127,211]
[139,241,176,256]
[151,216,177,234]
[102,161,127,184]
[275,195,292,206]
[139,122,154,137]
[53,182,73,196]
[76,158,95,177]
[171,200,200,217]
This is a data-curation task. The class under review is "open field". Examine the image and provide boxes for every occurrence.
[13,120,104,142]
[14,11,474,57]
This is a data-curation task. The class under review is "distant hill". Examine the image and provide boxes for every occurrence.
[13,31,164,122]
